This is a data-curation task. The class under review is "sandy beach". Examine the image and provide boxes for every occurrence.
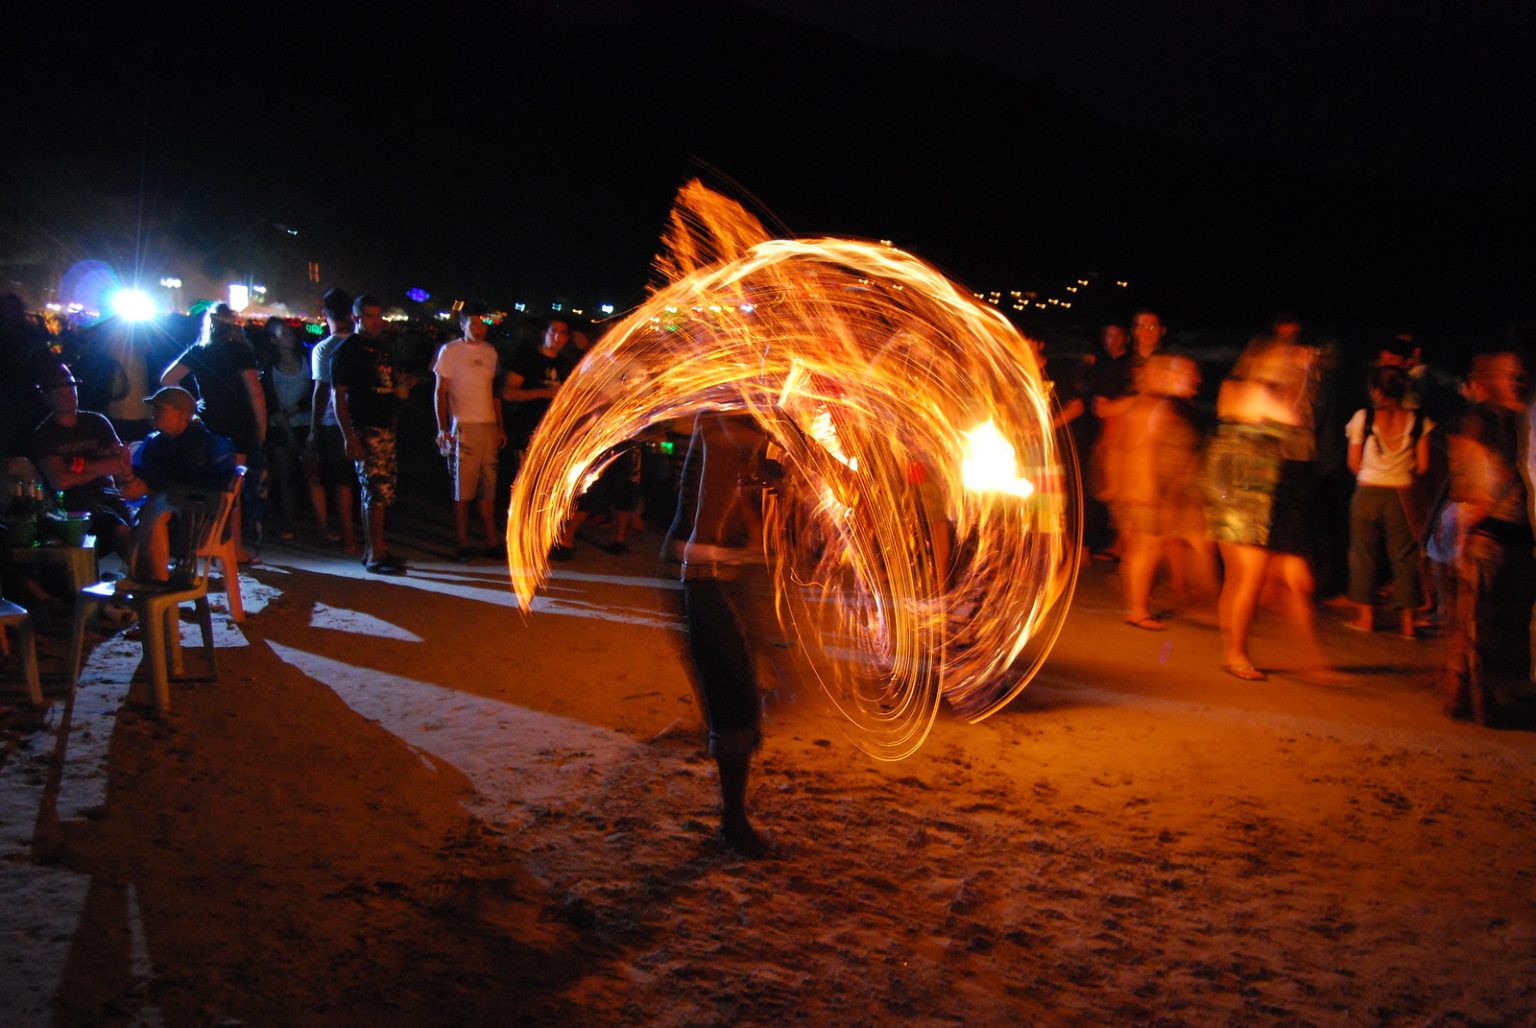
[3,498,1534,1025]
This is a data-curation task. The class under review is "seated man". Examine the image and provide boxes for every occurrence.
[131,387,237,583]
[30,361,138,562]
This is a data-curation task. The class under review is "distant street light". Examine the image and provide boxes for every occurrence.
[159,276,183,289]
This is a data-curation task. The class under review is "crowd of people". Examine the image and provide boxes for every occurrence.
[1056,309,1534,725]
[0,290,626,578]
[2,292,1534,798]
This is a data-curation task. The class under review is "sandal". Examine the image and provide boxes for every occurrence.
[1222,662,1267,681]
[1124,615,1167,631]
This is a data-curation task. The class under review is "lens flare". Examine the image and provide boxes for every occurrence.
[110,288,156,322]
[508,182,1081,759]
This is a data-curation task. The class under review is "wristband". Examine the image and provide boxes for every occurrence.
[69,457,86,474]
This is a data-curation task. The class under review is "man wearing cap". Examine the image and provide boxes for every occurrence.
[331,294,412,575]
[131,386,238,582]
[30,362,137,561]
[432,302,505,560]
[304,287,359,553]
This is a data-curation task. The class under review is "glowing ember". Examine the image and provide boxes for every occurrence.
[508,182,1081,758]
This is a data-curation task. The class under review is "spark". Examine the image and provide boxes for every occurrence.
[508,182,1081,759]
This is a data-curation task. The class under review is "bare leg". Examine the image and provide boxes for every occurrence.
[1121,530,1164,625]
[560,511,587,549]
[477,493,497,547]
[715,744,767,858]
[1345,601,1374,632]
[306,467,328,535]
[133,502,174,582]
[1179,533,1221,606]
[1218,541,1268,670]
[1272,554,1335,677]
[453,499,471,549]
[333,486,357,554]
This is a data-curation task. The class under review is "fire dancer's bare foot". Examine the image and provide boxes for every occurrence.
[719,813,770,859]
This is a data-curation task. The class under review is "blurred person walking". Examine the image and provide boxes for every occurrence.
[1204,334,1339,683]
[1091,311,1166,560]
[1442,351,1531,724]
[432,302,505,560]
[1113,353,1217,629]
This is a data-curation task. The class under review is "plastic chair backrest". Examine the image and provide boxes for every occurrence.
[167,466,246,587]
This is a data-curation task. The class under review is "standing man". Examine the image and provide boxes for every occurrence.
[304,288,358,554]
[433,302,505,560]
[332,294,411,575]
[503,317,577,558]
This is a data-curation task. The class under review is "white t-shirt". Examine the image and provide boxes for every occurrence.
[432,338,499,427]
[310,330,350,427]
[1346,408,1433,487]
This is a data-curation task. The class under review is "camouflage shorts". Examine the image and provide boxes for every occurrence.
[355,427,398,507]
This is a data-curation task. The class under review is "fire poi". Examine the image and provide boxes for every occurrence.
[507,182,1080,759]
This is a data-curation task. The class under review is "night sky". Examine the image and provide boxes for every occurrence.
[4,0,1533,340]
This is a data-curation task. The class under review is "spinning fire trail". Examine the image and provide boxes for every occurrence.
[507,183,1081,759]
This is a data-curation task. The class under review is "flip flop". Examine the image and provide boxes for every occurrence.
[1222,662,1267,681]
[1124,615,1167,631]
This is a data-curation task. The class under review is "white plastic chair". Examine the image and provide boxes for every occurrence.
[198,481,245,622]
[66,467,244,715]
[0,591,42,707]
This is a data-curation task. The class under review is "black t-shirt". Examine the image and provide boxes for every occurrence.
[331,333,403,431]
[504,346,564,437]
[1088,350,1137,401]
[31,411,125,511]
[173,338,262,452]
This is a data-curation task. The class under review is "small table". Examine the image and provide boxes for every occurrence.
[9,535,99,596]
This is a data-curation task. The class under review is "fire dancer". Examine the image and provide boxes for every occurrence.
[666,411,777,858]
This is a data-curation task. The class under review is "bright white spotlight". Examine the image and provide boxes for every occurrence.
[110,288,156,322]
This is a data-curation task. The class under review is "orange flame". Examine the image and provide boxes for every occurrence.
[508,182,1080,759]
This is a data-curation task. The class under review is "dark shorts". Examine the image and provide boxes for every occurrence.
[316,424,354,488]
[354,427,398,507]
[89,494,135,546]
[681,574,763,755]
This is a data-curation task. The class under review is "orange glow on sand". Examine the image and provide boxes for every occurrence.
[508,182,1081,758]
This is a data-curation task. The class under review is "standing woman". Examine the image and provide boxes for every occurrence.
[1343,365,1432,638]
[161,303,266,559]
[1204,335,1338,683]
[262,317,319,541]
